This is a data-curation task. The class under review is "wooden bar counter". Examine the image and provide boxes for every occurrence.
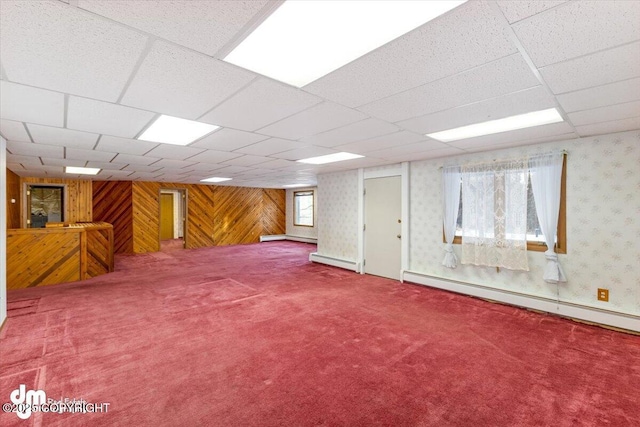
[6,222,114,290]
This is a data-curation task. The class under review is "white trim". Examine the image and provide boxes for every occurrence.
[260,234,286,242]
[357,168,364,273]
[363,165,402,180]
[401,162,410,273]
[403,271,640,333]
[309,253,359,272]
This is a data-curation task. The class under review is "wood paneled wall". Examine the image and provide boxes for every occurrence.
[129,182,286,254]
[6,168,21,229]
[20,177,92,225]
[93,181,133,253]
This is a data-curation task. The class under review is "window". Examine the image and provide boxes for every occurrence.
[293,190,314,227]
[27,185,64,228]
[450,155,566,253]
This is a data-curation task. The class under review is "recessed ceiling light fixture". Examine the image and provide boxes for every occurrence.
[426,108,564,142]
[65,166,100,175]
[224,0,467,87]
[138,115,219,146]
[200,177,232,183]
[297,152,364,165]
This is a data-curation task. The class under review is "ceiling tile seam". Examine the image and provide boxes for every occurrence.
[63,94,69,128]
[116,36,157,104]
[92,134,102,150]
[502,0,576,26]
[567,99,640,115]
[574,114,640,128]
[487,0,580,138]
[0,61,7,80]
[250,101,344,138]
[552,76,640,96]
[195,76,261,122]
[353,51,523,110]
[301,117,391,144]
[537,39,640,71]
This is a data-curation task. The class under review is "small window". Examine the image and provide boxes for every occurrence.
[293,190,314,227]
[28,185,64,228]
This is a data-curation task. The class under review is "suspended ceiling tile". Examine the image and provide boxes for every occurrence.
[235,138,305,156]
[96,135,159,156]
[183,162,229,172]
[0,119,30,142]
[183,149,243,164]
[121,41,255,119]
[385,146,466,163]
[270,146,337,161]
[364,140,451,159]
[127,171,164,180]
[26,124,99,149]
[556,78,640,113]
[98,170,134,179]
[257,158,298,170]
[144,144,206,161]
[210,165,253,175]
[398,86,556,134]
[568,101,640,127]
[512,0,640,67]
[301,118,399,148]
[335,131,427,154]
[258,102,366,140]
[445,121,574,150]
[65,148,116,162]
[0,1,148,102]
[575,116,640,137]
[6,163,25,171]
[479,133,576,153]
[360,54,540,123]
[0,81,64,127]
[122,164,163,172]
[111,153,159,166]
[146,159,196,169]
[6,153,42,166]
[304,1,516,108]
[220,155,272,167]
[78,0,269,56]
[199,78,322,131]
[190,128,268,151]
[41,157,87,167]
[496,1,568,24]
[7,141,63,158]
[67,97,155,139]
[85,161,128,170]
[540,42,640,95]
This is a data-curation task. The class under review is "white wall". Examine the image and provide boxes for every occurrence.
[285,187,318,239]
[315,130,640,317]
[1,136,7,326]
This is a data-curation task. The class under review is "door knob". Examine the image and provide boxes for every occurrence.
[396,234,401,239]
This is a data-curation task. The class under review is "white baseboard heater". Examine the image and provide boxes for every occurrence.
[309,253,359,272]
[260,235,318,244]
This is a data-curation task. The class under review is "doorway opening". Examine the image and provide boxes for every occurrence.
[159,188,187,251]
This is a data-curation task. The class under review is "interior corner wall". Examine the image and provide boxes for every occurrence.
[5,168,20,229]
[285,187,318,239]
[1,137,8,326]
[317,170,359,262]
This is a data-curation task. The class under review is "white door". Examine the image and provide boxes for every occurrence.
[364,176,401,280]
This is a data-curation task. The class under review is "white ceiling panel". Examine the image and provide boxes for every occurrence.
[496,1,568,24]
[144,144,205,161]
[220,155,272,167]
[210,165,253,175]
[127,172,164,180]
[78,0,269,56]
[513,0,640,67]
[270,146,338,161]
[27,124,99,149]
[0,1,148,102]
[190,128,268,151]
[446,122,574,150]
[364,140,451,159]
[67,97,155,138]
[568,101,640,127]
[96,136,159,156]
[85,161,129,170]
[66,148,116,162]
[540,42,640,95]
[98,170,134,179]
[258,102,366,140]
[557,78,640,113]
[235,138,305,156]
[0,81,64,127]
[121,41,256,119]
[183,162,229,172]
[301,118,399,148]
[199,78,322,131]
[305,1,516,108]
[0,119,30,142]
[360,54,540,123]
[257,158,298,170]
[7,141,63,158]
[335,131,427,154]
[41,157,87,167]
[122,164,163,172]
[183,149,243,164]
[147,159,196,170]
[384,146,466,163]
[575,116,640,138]
[6,153,43,166]
[398,86,557,134]
[6,163,25,171]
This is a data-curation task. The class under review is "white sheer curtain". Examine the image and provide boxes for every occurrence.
[442,166,461,268]
[529,152,567,283]
[461,159,529,271]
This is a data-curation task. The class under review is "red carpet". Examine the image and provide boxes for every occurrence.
[1,241,638,426]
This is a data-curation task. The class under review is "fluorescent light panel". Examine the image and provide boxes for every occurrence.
[139,115,219,146]
[426,108,564,142]
[225,0,466,87]
[65,166,100,175]
[297,152,363,165]
[200,177,232,183]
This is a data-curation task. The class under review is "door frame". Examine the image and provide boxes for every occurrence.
[357,162,409,278]
[158,188,188,249]
[22,182,68,228]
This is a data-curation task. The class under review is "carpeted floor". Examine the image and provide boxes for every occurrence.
[1,241,638,426]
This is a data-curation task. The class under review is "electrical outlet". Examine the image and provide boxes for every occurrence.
[597,288,609,302]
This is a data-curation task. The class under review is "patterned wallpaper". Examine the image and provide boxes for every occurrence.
[285,187,318,239]
[317,170,359,260]
[316,130,639,317]
[410,130,640,316]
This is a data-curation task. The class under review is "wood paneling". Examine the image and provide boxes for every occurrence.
[20,177,92,225]
[93,181,133,253]
[6,168,21,229]
[262,188,286,236]
[84,225,114,278]
[132,181,161,253]
[213,186,263,245]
